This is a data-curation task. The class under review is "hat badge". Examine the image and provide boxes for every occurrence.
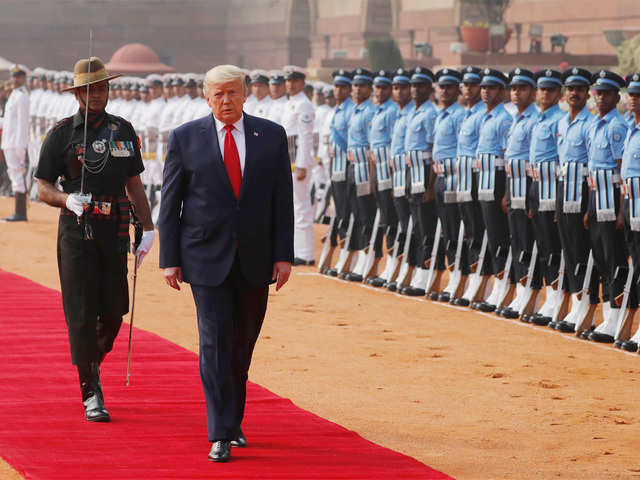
[397,68,403,74]
[572,67,579,75]
[443,68,448,74]
[600,71,606,78]
[339,69,344,75]
[356,68,362,74]
[515,68,521,75]
[416,67,422,73]
[379,70,384,76]
[546,69,552,77]
[484,68,490,74]
[634,74,639,81]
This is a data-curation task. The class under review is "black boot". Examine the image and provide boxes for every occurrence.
[77,363,110,422]
[3,192,27,222]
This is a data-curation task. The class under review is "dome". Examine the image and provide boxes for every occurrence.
[106,43,175,74]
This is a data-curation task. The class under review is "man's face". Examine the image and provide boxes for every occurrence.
[392,84,411,107]
[149,85,162,100]
[481,85,502,107]
[593,89,620,116]
[269,83,286,99]
[186,86,198,99]
[461,82,481,105]
[629,92,640,114]
[74,81,109,116]
[163,86,173,99]
[374,84,392,105]
[313,92,326,106]
[509,84,535,108]
[123,88,133,101]
[109,89,117,100]
[286,78,305,96]
[250,82,269,100]
[410,82,431,104]
[565,85,589,111]
[333,84,351,103]
[352,83,372,104]
[326,96,336,107]
[439,83,459,106]
[140,91,150,103]
[205,79,246,125]
[173,85,185,97]
[537,86,562,110]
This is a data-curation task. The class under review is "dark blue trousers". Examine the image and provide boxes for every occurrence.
[191,257,269,441]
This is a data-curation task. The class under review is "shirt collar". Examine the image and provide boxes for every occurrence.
[72,110,108,129]
[540,103,560,120]
[485,102,505,118]
[516,102,537,119]
[214,114,245,134]
[354,98,372,112]
[336,97,353,112]
[599,107,617,124]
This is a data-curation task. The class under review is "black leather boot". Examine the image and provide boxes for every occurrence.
[77,363,110,422]
[3,193,27,222]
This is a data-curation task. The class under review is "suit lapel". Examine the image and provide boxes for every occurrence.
[239,114,258,201]
[202,114,236,199]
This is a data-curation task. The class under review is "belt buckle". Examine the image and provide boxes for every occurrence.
[587,175,596,191]
[91,201,112,216]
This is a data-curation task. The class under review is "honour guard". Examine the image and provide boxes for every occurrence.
[2,64,30,222]
[553,68,598,333]
[526,69,565,325]
[266,71,287,125]
[472,69,513,311]
[431,68,466,300]
[34,57,155,422]
[281,65,316,265]
[582,70,629,341]
[245,69,272,119]
[401,67,438,296]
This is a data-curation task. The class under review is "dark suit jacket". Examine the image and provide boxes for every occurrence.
[158,112,294,288]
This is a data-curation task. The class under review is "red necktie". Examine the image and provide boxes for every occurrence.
[223,124,242,198]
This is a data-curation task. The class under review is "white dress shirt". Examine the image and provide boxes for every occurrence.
[213,114,246,174]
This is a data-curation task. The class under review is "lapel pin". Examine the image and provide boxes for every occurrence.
[253,131,259,136]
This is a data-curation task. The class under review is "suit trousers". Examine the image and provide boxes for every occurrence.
[191,257,269,442]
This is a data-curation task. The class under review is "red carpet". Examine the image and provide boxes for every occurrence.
[0,270,452,479]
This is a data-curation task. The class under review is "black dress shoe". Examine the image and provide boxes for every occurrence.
[531,315,552,326]
[588,331,615,343]
[338,272,348,279]
[521,314,531,323]
[208,440,231,462]
[2,213,27,222]
[495,306,505,316]
[614,339,624,349]
[477,302,497,313]
[427,291,439,301]
[327,269,338,277]
[403,286,425,296]
[77,363,110,422]
[621,340,639,352]
[502,308,520,319]
[386,281,397,292]
[369,277,386,287]
[293,257,315,266]
[548,320,559,329]
[456,298,471,307]
[556,321,576,333]
[470,301,482,310]
[579,329,592,340]
[83,392,110,422]
[345,272,363,282]
[438,292,451,302]
[231,429,247,448]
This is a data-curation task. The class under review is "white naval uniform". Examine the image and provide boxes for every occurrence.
[142,96,166,185]
[245,95,272,119]
[281,91,316,262]
[311,103,332,198]
[28,87,43,174]
[1,85,30,194]
[266,95,287,125]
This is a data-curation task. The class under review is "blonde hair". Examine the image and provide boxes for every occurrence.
[203,65,246,94]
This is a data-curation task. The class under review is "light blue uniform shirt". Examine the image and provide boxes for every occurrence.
[530,104,565,164]
[330,97,355,152]
[557,106,594,164]
[587,108,628,170]
[390,101,414,157]
[622,116,640,179]
[348,98,376,149]
[433,102,465,161]
[404,100,436,153]
[457,101,487,158]
[505,102,539,160]
[369,97,399,148]
[476,102,513,157]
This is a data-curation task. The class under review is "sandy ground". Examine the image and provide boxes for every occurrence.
[2,196,640,480]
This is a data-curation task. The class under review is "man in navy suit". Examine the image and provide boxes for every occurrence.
[158,64,294,462]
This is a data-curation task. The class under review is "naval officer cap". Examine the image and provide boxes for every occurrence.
[562,67,591,87]
[139,84,149,93]
[313,81,326,94]
[352,68,374,85]
[535,69,563,89]
[322,85,334,98]
[171,76,185,87]
[462,66,482,84]
[592,70,625,91]
[332,69,352,86]
[10,64,28,77]
[373,70,392,87]
[283,65,306,81]
[249,69,269,85]
[508,67,536,87]
[480,68,507,87]
[146,74,163,87]
[392,67,411,85]
[626,73,640,94]
[162,74,174,87]
[269,70,285,85]
[435,68,462,86]
[410,66,434,84]
[184,74,198,88]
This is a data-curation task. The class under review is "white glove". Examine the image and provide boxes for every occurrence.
[65,193,87,217]
[134,230,155,268]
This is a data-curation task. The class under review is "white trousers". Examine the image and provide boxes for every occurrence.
[3,147,27,194]
[293,173,315,261]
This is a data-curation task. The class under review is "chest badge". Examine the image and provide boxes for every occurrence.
[92,140,106,154]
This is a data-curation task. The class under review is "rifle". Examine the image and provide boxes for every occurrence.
[614,263,635,342]
[335,213,355,275]
[517,242,540,319]
[317,211,337,272]
[461,230,489,306]
[394,216,414,289]
[362,208,381,280]
[424,219,443,296]
[573,251,596,335]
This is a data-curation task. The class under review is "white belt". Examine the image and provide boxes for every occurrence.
[556,163,589,179]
